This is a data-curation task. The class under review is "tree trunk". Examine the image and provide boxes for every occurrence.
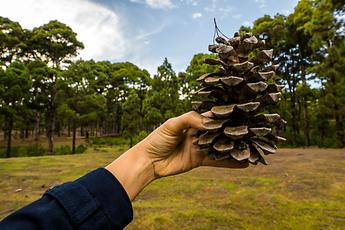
[85,130,89,143]
[56,121,61,137]
[95,122,97,137]
[80,126,84,136]
[330,74,345,148]
[67,121,71,137]
[318,117,326,146]
[25,128,29,138]
[20,128,25,139]
[302,97,310,146]
[300,50,310,146]
[3,128,7,141]
[102,120,106,135]
[34,112,40,141]
[46,110,55,153]
[286,68,299,146]
[6,118,13,158]
[335,113,345,148]
[72,124,76,154]
[290,94,299,145]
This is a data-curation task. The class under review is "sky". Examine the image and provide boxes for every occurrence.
[0,0,299,75]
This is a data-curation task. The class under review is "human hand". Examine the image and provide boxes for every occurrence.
[106,111,248,200]
[139,111,249,178]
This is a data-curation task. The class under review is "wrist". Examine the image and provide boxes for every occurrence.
[105,142,155,201]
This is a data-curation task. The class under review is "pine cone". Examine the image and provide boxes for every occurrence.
[192,32,286,165]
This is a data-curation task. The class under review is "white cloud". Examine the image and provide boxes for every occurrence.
[124,22,168,75]
[135,23,166,41]
[145,0,175,9]
[255,0,267,9]
[0,0,127,61]
[180,0,199,6]
[204,1,235,19]
[192,12,202,19]
[204,0,217,13]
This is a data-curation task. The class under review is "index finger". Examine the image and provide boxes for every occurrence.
[163,111,213,135]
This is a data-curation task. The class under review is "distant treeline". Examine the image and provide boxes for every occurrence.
[0,0,344,157]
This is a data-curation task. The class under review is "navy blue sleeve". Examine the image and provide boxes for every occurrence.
[0,168,133,230]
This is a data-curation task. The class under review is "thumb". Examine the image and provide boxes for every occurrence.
[162,111,211,135]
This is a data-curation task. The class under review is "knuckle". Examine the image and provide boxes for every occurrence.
[166,117,175,124]
[186,111,198,117]
[164,117,176,128]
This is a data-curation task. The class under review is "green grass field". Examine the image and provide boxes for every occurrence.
[0,147,344,229]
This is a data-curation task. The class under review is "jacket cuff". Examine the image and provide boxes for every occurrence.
[76,168,133,228]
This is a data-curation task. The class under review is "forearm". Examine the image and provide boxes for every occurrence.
[105,142,156,201]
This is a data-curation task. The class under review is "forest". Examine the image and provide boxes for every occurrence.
[0,0,344,157]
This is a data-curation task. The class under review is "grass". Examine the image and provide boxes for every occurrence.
[0,148,345,229]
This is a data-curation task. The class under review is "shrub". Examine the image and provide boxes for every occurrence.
[91,137,129,146]
[55,145,71,155]
[0,144,46,158]
[0,143,88,158]
[132,131,148,145]
[25,144,46,156]
[137,131,148,141]
[75,144,87,154]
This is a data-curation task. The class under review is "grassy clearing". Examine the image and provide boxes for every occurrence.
[0,148,345,229]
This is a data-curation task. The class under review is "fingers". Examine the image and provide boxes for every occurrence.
[163,111,212,135]
[201,111,214,118]
[191,111,247,169]
[201,156,249,169]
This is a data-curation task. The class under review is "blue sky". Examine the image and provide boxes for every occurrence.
[0,0,298,74]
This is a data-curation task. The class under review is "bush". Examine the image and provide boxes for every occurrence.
[55,145,71,155]
[0,143,88,158]
[26,144,46,156]
[75,144,87,154]
[137,131,148,141]
[91,137,129,146]
[54,144,87,155]
[0,144,46,158]
[132,131,148,145]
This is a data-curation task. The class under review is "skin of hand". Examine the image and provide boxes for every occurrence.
[106,111,249,200]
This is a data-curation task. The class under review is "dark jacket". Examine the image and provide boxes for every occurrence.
[0,168,133,229]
